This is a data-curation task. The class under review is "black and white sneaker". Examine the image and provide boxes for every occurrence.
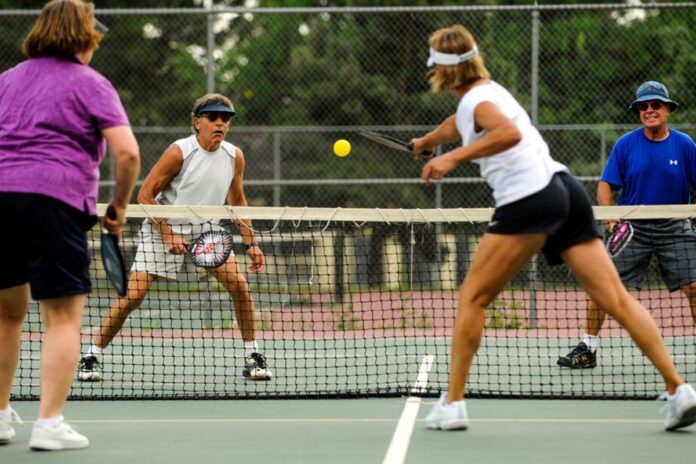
[77,356,103,382]
[557,342,597,369]
[243,352,273,380]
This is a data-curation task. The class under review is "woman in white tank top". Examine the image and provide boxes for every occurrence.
[415,25,695,432]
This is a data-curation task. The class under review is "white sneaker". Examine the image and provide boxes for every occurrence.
[661,383,696,431]
[0,408,23,444]
[29,421,89,450]
[425,393,469,430]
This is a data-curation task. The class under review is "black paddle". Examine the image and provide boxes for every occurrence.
[101,205,127,297]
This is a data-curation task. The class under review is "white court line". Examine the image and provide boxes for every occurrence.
[13,417,664,426]
[383,355,434,464]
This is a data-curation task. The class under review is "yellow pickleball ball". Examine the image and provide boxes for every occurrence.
[333,139,351,157]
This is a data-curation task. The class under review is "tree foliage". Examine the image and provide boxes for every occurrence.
[2,1,696,207]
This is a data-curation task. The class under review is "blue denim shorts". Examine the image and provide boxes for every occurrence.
[0,193,97,300]
[613,219,696,291]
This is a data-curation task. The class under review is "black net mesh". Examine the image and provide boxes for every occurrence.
[11,205,696,400]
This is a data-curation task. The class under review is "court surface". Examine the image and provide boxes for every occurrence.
[3,398,695,463]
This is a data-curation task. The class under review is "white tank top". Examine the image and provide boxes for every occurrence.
[156,134,237,207]
[456,81,567,207]
[150,135,237,233]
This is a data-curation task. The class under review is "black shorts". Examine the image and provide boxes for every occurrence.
[0,193,97,300]
[487,172,601,266]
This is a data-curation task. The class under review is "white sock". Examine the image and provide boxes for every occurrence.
[582,334,599,352]
[86,345,103,360]
[35,415,64,428]
[244,341,258,358]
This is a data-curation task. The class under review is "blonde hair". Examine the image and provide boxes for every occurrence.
[23,0,103,58]
[190,93,235,134]
[428,25,490,93]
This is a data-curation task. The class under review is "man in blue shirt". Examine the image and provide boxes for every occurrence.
[558,81,696,368]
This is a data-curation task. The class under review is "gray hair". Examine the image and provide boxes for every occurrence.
[190,93,235,134]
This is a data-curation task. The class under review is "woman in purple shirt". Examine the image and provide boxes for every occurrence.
[0,0,140,451]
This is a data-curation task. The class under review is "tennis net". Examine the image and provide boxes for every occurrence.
[12,204,696,400]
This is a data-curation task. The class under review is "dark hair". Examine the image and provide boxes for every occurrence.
[23,0,103,58]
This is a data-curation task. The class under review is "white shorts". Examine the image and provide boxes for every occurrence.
[131,222,234,280]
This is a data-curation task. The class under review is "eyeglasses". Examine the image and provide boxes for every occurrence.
[200,112,233,123]
[637,101,664,112]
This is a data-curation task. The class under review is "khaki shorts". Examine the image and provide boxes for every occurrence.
[131,222,234,280]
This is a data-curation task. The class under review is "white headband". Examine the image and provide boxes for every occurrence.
[427,46,479,67]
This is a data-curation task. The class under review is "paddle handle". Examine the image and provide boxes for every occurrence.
[408,143,435,160]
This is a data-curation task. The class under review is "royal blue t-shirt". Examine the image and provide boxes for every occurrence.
[601,128,696,205]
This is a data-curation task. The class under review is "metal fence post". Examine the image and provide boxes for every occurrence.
[273,131,281,206]
[600,127,607,169]
[435,145,443,267]
[529,5,540,329]
[206,11,215,94]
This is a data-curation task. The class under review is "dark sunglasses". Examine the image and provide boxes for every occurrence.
[637,101,664,112]
[200,112,233,123]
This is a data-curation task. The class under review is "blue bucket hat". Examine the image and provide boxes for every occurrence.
[630,81,678,112]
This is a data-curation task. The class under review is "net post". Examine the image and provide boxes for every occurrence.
[333,227,345,304]
[529,256,538,329]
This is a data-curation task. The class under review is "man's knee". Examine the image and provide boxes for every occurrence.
[682,280,696,296]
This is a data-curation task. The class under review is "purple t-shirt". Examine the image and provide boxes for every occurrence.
[0,56,129,215]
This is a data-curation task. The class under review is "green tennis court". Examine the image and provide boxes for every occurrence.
[3,398,694,463]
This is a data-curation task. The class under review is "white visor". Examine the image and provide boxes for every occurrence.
[427,46,478,67]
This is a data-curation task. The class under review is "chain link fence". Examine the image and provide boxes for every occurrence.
[2,3,696,208]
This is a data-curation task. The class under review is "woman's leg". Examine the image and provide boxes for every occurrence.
[0,285,29,409]
[562,239,682,393]
[447,232,547,403]
[38,295,87,418]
